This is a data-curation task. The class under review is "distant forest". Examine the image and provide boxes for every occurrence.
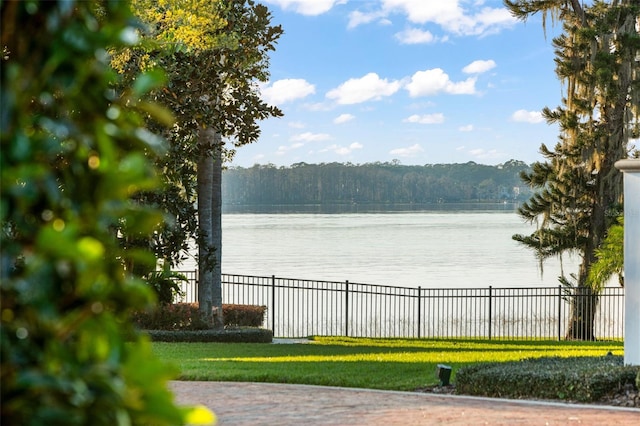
[222,160,534,206]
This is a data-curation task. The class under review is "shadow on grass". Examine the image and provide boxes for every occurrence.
[178,359,443,391]
[155,338,623,391]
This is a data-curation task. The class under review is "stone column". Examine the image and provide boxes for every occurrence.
[615,159,640,366]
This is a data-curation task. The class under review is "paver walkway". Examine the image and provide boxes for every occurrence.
[170,381,639,425]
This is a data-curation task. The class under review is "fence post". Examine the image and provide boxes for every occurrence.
[417,286,422,339]
[488,286,492,340]
[557,285,562,341]
[345,280,349,337]
[194,270,199,304]
[271,275,276,335]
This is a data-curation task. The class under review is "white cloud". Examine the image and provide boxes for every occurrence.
[277,142,305,155]
[395,28,441,44]
[288,121,306,129]
[459,124,474,132]
[321,142,363,155]
[463,59,496,74]
[473,6,517,36]
[348,1,516,37]
[291,132,332,142]
[406,68,477,97]
[326,72,402,104]
[468,148,503,160]
[403,113,445,124]
[347,10,386,29]
[389,143,424,157]
[511,109,544,123]
[264,0,343,16]
[261,79,315,105]
[334,113,355,124]
[305,102,333,112]
[382,0,461,25]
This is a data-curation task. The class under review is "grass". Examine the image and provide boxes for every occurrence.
[152,337,623,391]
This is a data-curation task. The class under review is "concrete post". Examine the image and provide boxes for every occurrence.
[615,159,640,366]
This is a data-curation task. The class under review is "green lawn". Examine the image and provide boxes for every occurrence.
[152,337,623,391]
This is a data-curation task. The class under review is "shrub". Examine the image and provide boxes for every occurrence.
[147,328,273,343]
[455,355,639,403]
[223,304,267,327]
[145,267,188,305]
[133,303,210,331]
[133,303,267,330]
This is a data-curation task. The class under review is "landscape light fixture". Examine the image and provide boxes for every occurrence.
[436,364,452,386]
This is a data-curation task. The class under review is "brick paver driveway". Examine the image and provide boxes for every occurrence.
[170,381,639,425]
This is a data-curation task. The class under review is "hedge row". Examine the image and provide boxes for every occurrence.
[132,303,267,330]
[146,328,273,343]
[223,304,267,328]
[455,355,639,403]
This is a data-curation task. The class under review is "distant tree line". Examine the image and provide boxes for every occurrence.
[222,160,533,206]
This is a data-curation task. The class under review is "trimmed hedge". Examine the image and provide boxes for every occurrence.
[132,303,210,330]
[455,355,639,403]
[224,304,267,327]
[146,328,273,343]
[132,303,267,330]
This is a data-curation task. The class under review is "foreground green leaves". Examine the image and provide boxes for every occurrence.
[1,1,210,424]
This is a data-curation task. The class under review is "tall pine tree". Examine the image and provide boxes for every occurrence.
[507,0,639,339]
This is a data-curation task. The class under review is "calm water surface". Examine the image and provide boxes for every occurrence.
[183,211,581,289]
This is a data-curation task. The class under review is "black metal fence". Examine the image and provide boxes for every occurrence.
[175,272,624,340]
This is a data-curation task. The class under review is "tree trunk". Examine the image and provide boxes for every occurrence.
[211,140,223,329]
[565,286,598,340]
[197,127,224,329]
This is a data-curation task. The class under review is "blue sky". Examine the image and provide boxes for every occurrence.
[231,0,566,168]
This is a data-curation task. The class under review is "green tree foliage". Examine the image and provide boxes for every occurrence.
[110,0,230,273]
[223,160,532,206]
[124,0,283,326]
[506,0,639,339]
[0,1,212,424]
[588,217,624,291]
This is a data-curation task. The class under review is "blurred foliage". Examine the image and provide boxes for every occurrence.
[0,1,212,424]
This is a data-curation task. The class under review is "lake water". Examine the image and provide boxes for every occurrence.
[183,209,582,289]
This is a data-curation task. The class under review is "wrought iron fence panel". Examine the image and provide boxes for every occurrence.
[175,272,624,340]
